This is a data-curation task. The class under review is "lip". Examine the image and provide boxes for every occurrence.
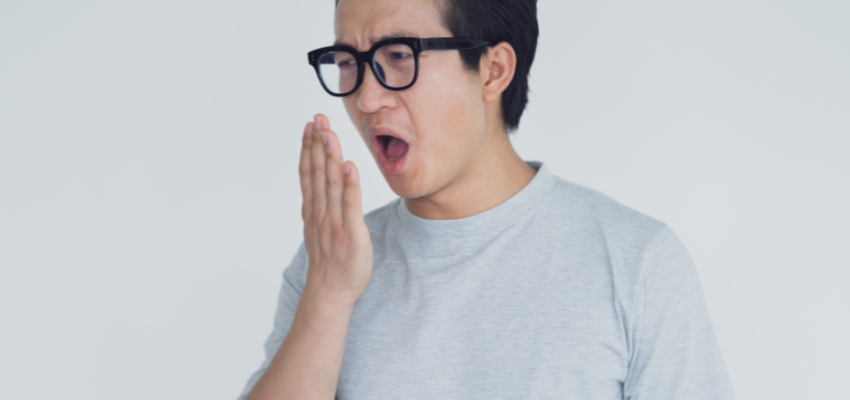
[367,126,410,176]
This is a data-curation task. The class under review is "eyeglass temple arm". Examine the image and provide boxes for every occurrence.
[420,38,491,51]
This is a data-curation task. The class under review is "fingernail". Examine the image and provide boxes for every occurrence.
[345,163,351,175]
[313,115,322,130]
[305,123,313,137]
[319,129,328,146]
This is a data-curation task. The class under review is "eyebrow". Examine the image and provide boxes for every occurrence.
[334,31,421,47]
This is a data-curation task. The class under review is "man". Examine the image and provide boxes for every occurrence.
[239,0,735,399]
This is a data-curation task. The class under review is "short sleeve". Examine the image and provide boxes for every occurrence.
[623,227,735,400]
[236,242,309,400]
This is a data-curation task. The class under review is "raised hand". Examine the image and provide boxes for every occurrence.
[299,114,374,305]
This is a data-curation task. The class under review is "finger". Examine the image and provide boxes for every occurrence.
[342,161,365,232]
[299,122,314,221]
[323,128,346,222]
[314,113,330,131]
[311,125,328,220]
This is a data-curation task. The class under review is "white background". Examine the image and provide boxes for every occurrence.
[1,0,848,399]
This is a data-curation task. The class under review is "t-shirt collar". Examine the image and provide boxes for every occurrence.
[392,161,557,239]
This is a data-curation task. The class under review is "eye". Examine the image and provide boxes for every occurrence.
[337,59,356,68]
[389,52,412,61]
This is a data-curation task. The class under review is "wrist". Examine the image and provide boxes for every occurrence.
[302,280,360,311]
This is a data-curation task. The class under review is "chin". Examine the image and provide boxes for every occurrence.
[384,174,430,200]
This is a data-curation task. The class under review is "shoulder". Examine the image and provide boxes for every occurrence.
[542,176,669,252]
[535,174,699,303]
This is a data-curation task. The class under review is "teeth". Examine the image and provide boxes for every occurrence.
[388,157,397,161]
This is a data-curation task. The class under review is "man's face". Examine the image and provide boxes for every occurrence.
[335,0,488,199]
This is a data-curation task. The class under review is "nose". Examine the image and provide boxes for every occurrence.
[356,60,397,114]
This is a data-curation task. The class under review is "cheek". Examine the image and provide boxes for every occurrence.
[406,60,484,157]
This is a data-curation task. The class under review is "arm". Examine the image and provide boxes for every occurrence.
[623,227,735,400]
[244,284,356,400]
[240,115,373,400]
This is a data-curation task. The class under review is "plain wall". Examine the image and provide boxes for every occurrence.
[1,0,847,399]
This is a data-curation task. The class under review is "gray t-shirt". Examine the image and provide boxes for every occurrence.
[238,161,735,400]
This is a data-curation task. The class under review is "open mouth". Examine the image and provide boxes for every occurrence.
[377,135,409,161]
[375,134,409,175]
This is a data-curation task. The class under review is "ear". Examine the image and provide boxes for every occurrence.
[479,41,517,103]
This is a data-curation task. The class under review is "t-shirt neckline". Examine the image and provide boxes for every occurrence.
[392,161,557,238]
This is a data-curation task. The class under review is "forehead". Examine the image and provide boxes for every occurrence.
[334,0,450,49]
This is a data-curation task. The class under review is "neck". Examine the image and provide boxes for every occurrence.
[405,129,536,220]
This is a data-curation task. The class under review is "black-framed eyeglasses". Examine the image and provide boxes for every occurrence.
[307,37,491,97]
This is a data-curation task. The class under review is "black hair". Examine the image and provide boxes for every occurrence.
[334,0,539,133]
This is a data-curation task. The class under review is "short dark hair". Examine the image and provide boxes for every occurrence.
[334,0,539,133]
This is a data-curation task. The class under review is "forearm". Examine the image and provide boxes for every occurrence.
[244,115,371,400]
[245,285,355,400]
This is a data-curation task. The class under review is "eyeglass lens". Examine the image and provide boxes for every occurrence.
[317,43,416,95]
